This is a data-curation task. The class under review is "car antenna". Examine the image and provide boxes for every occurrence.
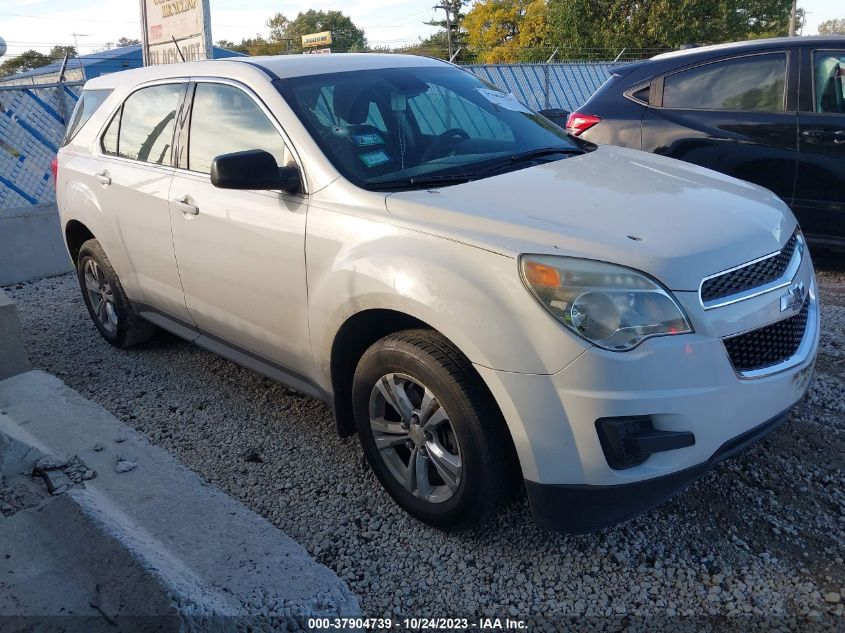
[171,36,186,62]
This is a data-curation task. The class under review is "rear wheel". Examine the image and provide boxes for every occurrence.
[353,329,520,531]
[76,239,156,348]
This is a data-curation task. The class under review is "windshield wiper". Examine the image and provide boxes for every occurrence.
[366,147,584,191]
[511,146,584,162]
[469,146,584,177]
[366,173,473,191]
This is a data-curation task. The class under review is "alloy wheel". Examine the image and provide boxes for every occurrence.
[368,372,463,503]
[83,258,118,334]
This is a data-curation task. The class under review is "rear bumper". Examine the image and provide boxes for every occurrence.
[525,405,792,533]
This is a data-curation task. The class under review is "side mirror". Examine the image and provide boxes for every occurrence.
[210,149,301,193]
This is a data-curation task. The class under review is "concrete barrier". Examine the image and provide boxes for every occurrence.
[0,370,361,630]
[0,204,72,286]
[0,291,30,380]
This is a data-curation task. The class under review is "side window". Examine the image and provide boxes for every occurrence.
[117,83,183,164]
[813,50,845,113]
[101,110,119,155]
[409,85,514,141]
[63,89,112,146]
[629,85,650,104]
[188,83,287,174]
[662,53,787,112]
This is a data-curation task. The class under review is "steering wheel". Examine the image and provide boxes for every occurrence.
[420,128,470,163]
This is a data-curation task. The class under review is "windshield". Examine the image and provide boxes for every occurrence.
[274,65,588,190]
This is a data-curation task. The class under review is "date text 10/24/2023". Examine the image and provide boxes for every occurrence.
[307,617,528,630]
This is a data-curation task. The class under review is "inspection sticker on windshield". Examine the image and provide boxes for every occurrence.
[359,150,391,167]
[351,132,384,147]
[476,88,531,113]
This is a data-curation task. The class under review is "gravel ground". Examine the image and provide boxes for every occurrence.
[4,262,845,632]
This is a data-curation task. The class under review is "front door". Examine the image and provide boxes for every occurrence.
[794,47,845,247]
[168,80,311,373]
[641,51,798,205]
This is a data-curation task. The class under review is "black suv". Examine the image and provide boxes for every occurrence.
[568,36,845,251]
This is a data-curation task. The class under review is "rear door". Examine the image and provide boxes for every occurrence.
[641,51,798,204]
[95,80,193,324]
[794,47,845,246]
[168,79,311,374]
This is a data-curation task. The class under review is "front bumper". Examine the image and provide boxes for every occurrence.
[475,278,819,531]
[524,405,792,533]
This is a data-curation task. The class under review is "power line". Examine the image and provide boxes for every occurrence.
[0,12,139,24]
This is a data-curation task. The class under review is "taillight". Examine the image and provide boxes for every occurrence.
[50,156,58,191]
[566,112,601,136]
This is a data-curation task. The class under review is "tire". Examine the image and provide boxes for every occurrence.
[353,328,520,531]
[76,239,156,348]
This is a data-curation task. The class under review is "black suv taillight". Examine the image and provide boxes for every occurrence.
[566,112,601,136]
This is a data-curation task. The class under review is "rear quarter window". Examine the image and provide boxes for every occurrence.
[62,89,112,146]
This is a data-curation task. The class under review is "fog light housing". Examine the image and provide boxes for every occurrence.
[596,416,695,470]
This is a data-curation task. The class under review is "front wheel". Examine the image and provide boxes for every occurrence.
[353,329,520,531]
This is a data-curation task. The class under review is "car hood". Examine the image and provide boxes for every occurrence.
[385,145,795,291]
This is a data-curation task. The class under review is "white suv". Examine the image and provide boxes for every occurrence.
[56,54,819,532]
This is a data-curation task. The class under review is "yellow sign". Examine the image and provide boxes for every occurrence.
[301,31,332,48]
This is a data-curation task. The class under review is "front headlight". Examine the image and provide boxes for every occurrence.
[519,255,692,351]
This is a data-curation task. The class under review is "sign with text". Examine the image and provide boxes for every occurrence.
[301,31,332,48]
[140,0,212,65]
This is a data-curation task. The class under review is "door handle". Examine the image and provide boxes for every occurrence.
[172,196,199,216]
[801,129,844,143]
[94,170,111,185]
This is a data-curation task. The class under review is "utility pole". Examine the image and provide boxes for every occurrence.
[789,0,797,37]
[433,4,453,60]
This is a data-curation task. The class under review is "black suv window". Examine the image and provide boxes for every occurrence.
[814,50,845,113]
[63,89,112,146]
[662,53,787,112]
[188,83,286,174]
[103,83,184,165]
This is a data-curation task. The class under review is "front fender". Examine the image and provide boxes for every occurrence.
[305,203,589,391]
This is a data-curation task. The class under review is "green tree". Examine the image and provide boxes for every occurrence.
[426,0,469,58]
[395,31,452,59]
[267,10,366,53]
[547,0,797,59]
[0,49,51,77]
[818,18,845,35]
[395,30,480,62]
[117,37,141,47]
[48,45,77,61]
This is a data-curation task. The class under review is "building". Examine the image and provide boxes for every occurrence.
[0,44,245,86]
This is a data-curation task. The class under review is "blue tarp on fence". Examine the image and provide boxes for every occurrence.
[465,62,615,112]
[0,83,81,209]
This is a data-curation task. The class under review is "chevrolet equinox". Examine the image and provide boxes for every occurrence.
[56,54,820,532]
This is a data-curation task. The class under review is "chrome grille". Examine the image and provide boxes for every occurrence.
[701,233,799,305]
[723,300,809,373]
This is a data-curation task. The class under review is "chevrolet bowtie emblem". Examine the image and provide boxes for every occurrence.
[780,281,806,313]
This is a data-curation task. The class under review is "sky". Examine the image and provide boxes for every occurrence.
[0,0,842,60]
